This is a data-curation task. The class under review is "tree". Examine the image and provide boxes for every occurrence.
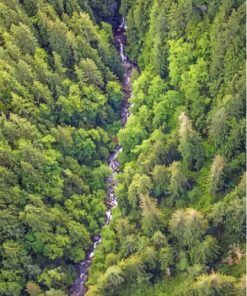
[106,81,123,110]
[118,120,147,160]
[99,266,124,296]
[140,194,164,235]
[105,253,118,268]
[128,174,152,208]
[168,39,193,86]
[26,281,42,296]
[115,218,132,243]
[153,90,183,129]
[189,273,239,296]
[141,246,158,270]
[78,58,104,88]
[169,161,188,202]
[120,235,139,258]
[38,12,72,65]
[159,246,173,272]
[189,236,220,265]
[151,165,170,197]
[209,107,229,149]
[178,112,204,170]
[208,177,245,244]
[209,155,225,194]
[39,267,67,290]
[10,23,38,55]
[151,231,168,250]
[169,208,208,246]
[119,255,148,288]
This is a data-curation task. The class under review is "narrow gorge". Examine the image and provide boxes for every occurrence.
[0,1,245,296]
[69,15,137,296]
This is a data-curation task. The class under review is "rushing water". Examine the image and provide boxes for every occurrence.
[69,17,136,296]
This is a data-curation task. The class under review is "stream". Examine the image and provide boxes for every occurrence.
[69,16,136,296]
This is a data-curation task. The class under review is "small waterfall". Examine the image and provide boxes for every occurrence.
[120,17,127,30]
[120,42,127,62]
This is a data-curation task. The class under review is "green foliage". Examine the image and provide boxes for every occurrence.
[26,281,42,296]
[178,112,204,170]
[0,0,123,294]
[169,161,188,203]
[140,194,164,235]
[189,236,220,265]
[169,209,208,247]
[0,0,245,295]
[188,272,240,296]
[99,265,125,295]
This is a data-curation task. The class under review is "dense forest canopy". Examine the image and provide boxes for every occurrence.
[86,0,246,295]
[0,0,123,295]
[0,0,246,296]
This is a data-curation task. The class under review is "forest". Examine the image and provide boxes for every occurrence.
[0,0,124,295]
[0,0,246,296]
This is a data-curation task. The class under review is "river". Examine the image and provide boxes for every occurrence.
[69,15,136,296]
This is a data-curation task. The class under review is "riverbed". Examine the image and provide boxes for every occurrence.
[69,15,136,296]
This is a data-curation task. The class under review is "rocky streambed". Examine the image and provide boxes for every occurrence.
[69,16,136,296]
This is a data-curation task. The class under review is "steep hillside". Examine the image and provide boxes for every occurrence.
[86,0,246,295]
[0,1,245,296]
[0,1,124,295]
